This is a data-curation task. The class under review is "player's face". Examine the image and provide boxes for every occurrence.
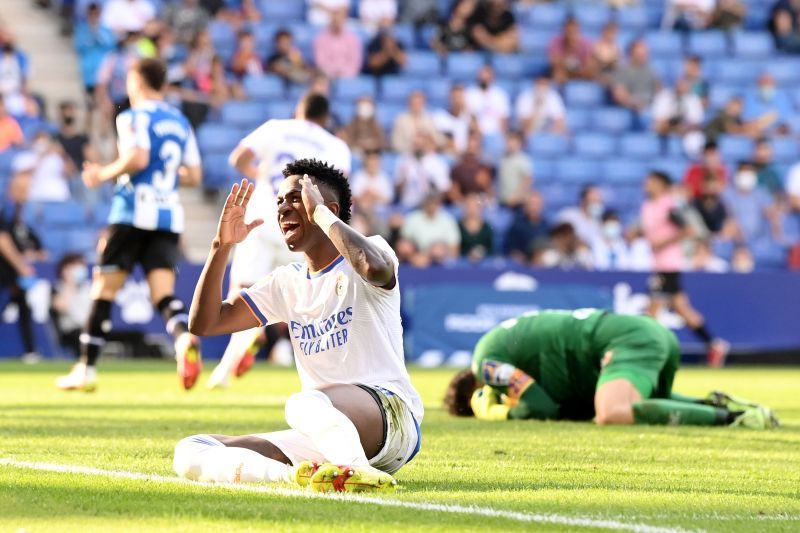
[275,174,327,253]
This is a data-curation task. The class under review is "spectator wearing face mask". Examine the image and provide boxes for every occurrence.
[556,184,605,251]
[13,131,71,203]
[723,161,782,244]
[742,73,794,135]
[337,96,386,155]
[592,211,637,271]
[51,253,92,357]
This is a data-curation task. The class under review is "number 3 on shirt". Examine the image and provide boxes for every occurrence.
[152,140,181,191]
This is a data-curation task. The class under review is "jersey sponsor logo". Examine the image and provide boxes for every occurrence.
[290,307,353,356]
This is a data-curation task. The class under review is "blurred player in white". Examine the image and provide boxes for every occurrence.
[207,93,351,388]
[56,58,203,391]
[175,160,422,492]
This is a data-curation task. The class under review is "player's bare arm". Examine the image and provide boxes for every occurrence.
[82,146,149,188]
[188,179,265,336]
[228,144,259,180]
[178,165,202,186]
[300,174,395,289]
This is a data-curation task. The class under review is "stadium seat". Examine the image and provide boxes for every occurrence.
[555,158,601,184]
[644,33,683,59]
[93,204,111,227]
[601,159,647,186]
[331,99,355,123]
[564,81,604,108]
[220,101,267,129]
[333,76,378,103]
[718,135,755,162]
[484,206,515,254]
[687,31,729,59]
[379,76,426,103]
[650,157,688,181]
[403,51,441,77]
[708,85,741,111]
[574,133,617,158]
[566,109,591,132]
[208,21,235,50]
[716,60,761,86]
[519,29,557,55]
[242,75,285,101]
[492,54,526,79]
[67,229,99,258]
[39,201,87,226]
[534,158,556,184]
[495,78,519,102]
[197,124,240,154]
[376,102,406,131]
[203,153,234,189]
[392,24,416,49]
[260,0,304,20]
[616,5,649,30]
[770,137,797,164]
[590,107,633,133]
[620,133,662,159]
[764,59,800,86]
[445,53,487,81]
[732,32,775,59]
[482,134,505,163]
[526,3,568,28]
[526,134,570,158]
[265,101,295,120]
[573,5,611,31]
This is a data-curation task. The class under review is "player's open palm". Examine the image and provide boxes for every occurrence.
[217,179,263,246]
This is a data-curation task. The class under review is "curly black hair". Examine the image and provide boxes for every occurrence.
[283,158,352,224]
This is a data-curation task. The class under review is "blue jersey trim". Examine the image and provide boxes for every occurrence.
[239,290,267,326]
[306,255,344,279]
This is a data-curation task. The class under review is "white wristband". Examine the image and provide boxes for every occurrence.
[313,205,340,234]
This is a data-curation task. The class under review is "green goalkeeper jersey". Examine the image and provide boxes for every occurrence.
[471,309,680,420]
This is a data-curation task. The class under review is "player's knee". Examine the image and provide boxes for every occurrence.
[173,434,222,479]
[284,390,331,431]
[595,405,634,425]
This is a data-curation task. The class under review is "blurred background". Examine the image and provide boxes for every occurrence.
[1,0,799,365]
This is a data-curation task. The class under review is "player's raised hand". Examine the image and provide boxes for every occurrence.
[216,179,263,246]
[300,174,325,223]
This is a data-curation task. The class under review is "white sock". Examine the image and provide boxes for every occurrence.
[284,390,369,466]
[173,434,292,483]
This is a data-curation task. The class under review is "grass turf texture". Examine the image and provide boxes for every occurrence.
[1,362,799,532]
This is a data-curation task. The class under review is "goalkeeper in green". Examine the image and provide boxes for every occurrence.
[445,309,778,428]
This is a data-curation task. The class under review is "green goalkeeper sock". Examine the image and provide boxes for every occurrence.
[669,391,705,404]
[633,399,730,426]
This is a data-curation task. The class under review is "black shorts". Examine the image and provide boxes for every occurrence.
[648,272,683,297]
[99,224,181,274]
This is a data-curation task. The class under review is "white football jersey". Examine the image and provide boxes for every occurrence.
[240,118,352,192]
[239,236,423,422]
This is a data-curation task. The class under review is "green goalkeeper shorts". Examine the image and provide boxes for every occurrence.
[593,314,680,399]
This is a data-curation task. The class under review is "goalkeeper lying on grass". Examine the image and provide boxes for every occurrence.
[445,309,778,429]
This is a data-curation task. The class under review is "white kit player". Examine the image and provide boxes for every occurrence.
[206,93,351,388]
[174,159,422,492]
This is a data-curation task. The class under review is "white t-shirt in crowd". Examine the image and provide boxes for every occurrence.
[785,162,800,197]
[432,108,471,153]
[359,0,397,33]
[465,84,510,136]
[101,0,156,34]
[351,169,393,205]
[307,0,351,26]
[651,89,704,126]
[394,152,451,209]
[515,86,566,132]
[240,235,424,421]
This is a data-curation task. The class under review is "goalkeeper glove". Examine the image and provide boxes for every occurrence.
[470,385,510,421]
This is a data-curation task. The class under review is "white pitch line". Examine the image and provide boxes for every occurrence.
[1,459,698,533]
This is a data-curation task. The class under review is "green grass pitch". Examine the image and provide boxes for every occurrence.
[1,361,799,532]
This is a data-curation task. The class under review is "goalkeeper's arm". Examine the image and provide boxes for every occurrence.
[471,376,561,421]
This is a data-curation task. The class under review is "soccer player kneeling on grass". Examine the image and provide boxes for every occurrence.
[174,159,422,492]
[445,309,779,429]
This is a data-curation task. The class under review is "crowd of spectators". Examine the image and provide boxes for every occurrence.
[5,0,800,277]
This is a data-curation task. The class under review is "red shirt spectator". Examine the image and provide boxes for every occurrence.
[683,141,728,199]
